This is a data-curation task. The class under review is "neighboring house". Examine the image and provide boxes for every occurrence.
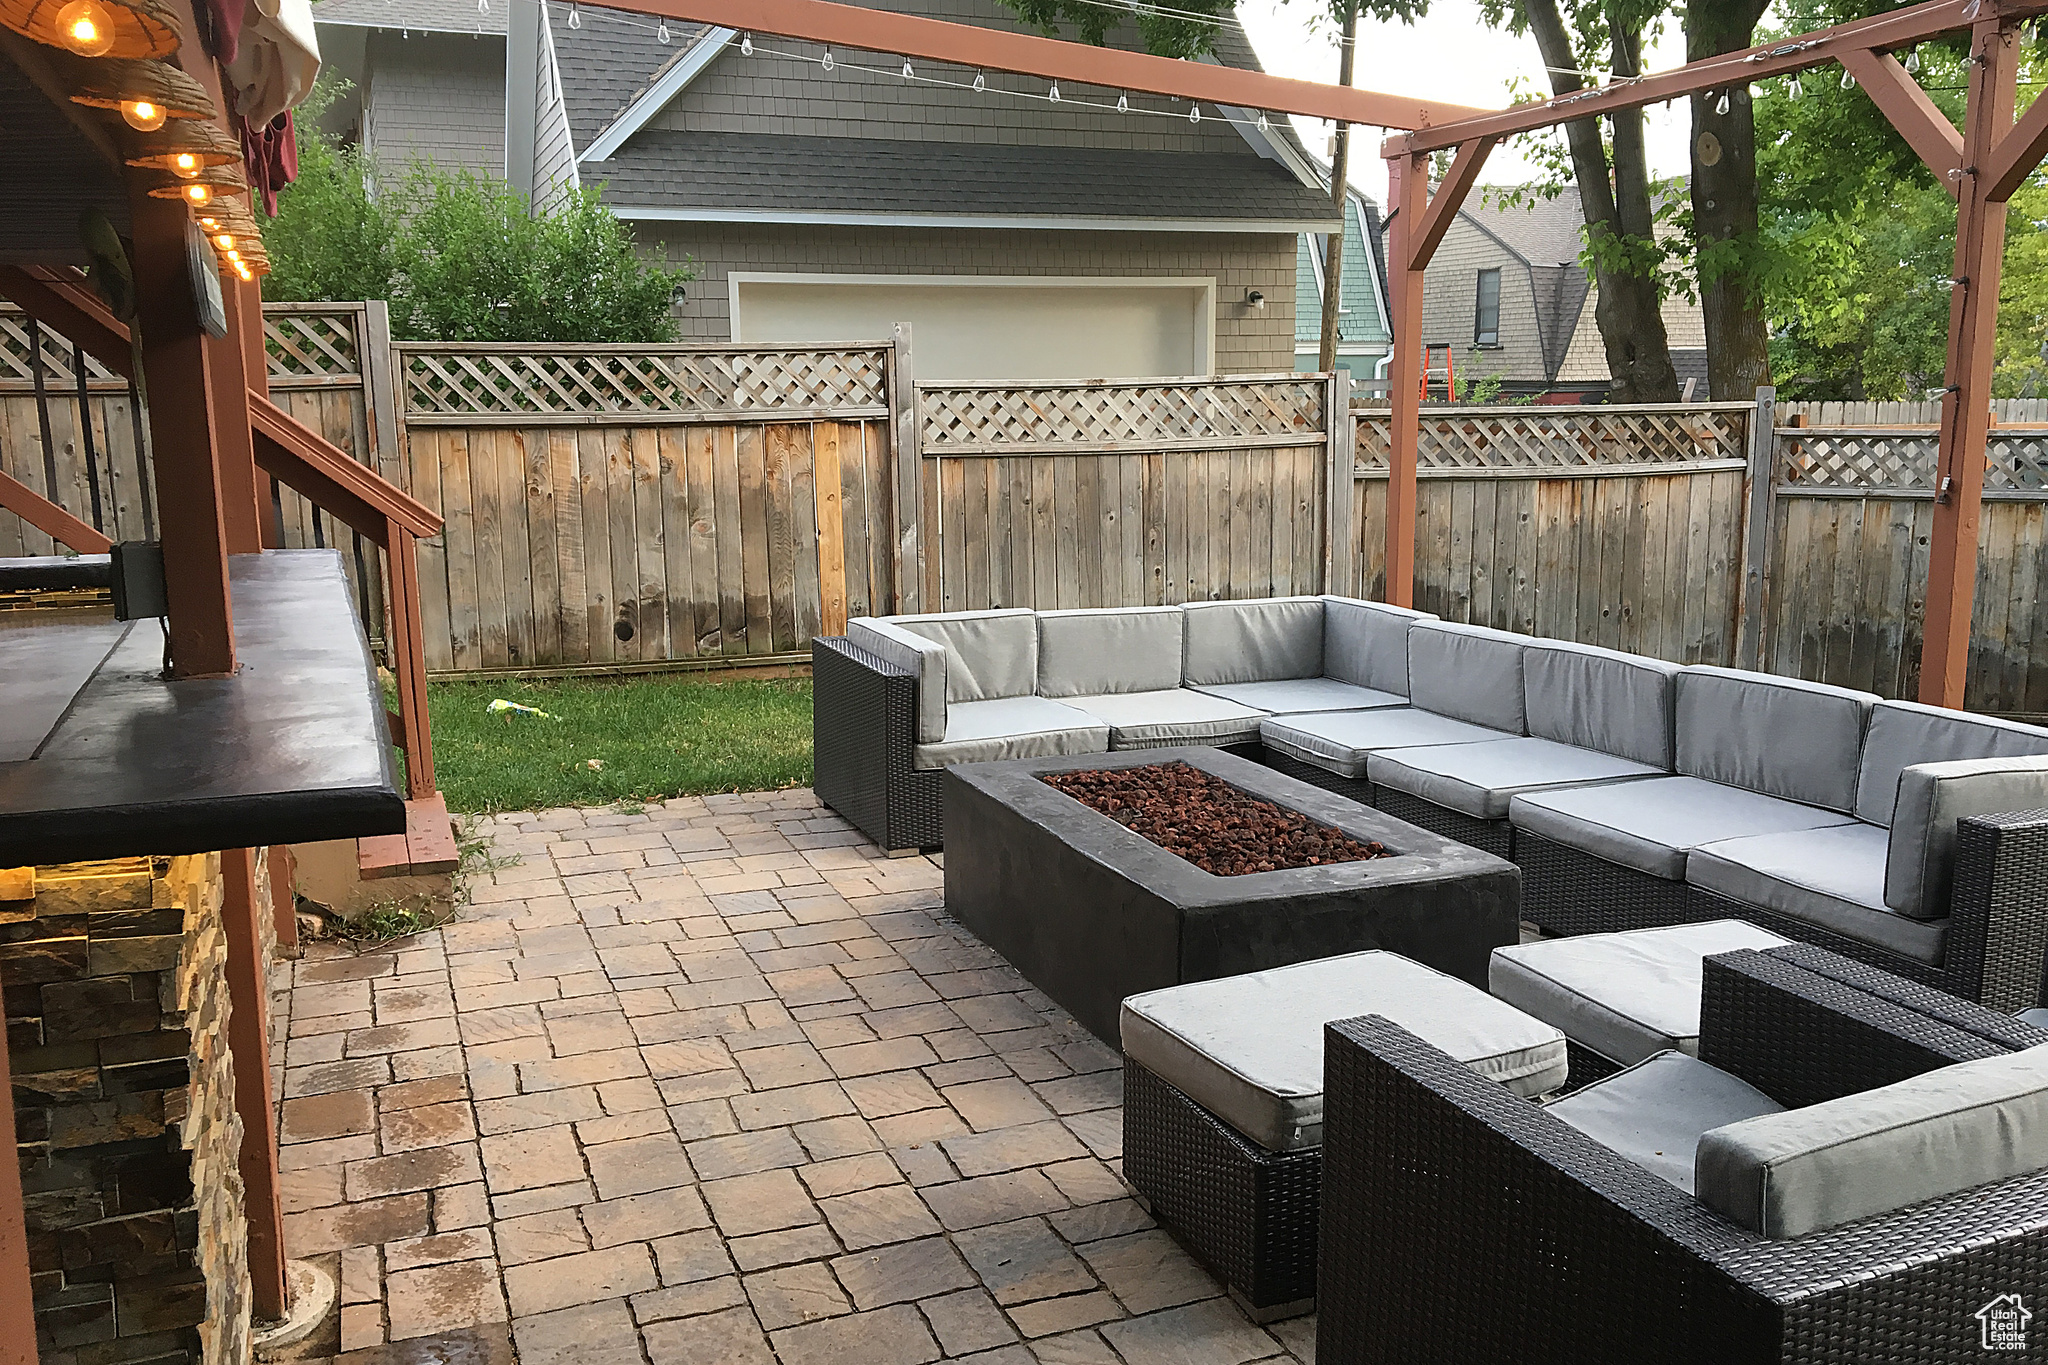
[1294,186,1393,383]
[1386,186,1707,401]
[308,0,1341,380]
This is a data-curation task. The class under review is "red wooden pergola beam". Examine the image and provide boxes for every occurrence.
[635,0,1488,129]
[1984,82,2048,198]
[248,392,442,541]
[0,266,133,378]
[1383,0,2048,155]
[0,467,113,554]
[1839,49,1963,193]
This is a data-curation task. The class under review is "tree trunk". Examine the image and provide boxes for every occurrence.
[1687,0,1772,399]
[1521,0,1679,402]
[1318,2,1359,372]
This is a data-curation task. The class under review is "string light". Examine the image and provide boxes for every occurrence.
[477,0,487,13]
[1962,0,1983,19]
[1715,91,1730,115]
[1048,80,1060,101]
[972,71,985,92]
[184,182,212,205]
[169,150,202,178]
[121,99,167,131]
[739,30,750,54]
[53,0,115,55]
[820,46,833,70]
[213,232,234,250]
[901,57,913,78]
[1256,111,1269,132]
[1906,47,1921,74]
[1788,73,1803,99]
[1188,102,1201,122]
[1840,67,1855,90]
[1117,92,1129,112]
[567,5,579,27]
[656,21,669,41]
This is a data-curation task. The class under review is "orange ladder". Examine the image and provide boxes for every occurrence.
[1420,342,1455,400]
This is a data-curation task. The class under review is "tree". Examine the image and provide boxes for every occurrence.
[264,76,690,344]
[1684,0,1773,399]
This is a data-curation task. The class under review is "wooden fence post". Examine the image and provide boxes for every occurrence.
[888,323,921,614]
[1325,368,1356,595]
[1735,385,1777,670]
[361,301,403,490]
[815,422,847,636]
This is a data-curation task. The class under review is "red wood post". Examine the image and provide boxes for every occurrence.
[1383,151,1428,608]
[221,847,288,1321]
[127,190,236,677]
[211,271,265,556]
[387,524,436,796]
[1920,18,2018,708]
[0,981,37,1365]
[239,279,284,550]
[268,845,299,956]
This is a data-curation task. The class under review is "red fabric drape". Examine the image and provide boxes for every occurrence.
[240,112,299,217]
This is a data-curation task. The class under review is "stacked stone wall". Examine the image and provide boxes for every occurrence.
[4,853,252,1365]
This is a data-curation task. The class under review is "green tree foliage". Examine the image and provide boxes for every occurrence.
[263,77,689,343]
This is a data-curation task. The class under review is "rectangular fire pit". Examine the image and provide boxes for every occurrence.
[943,747,1522,1044]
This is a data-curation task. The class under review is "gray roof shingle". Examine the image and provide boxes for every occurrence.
[589,130,1338,223]
[544,2,708,150]
[312,0,507,35]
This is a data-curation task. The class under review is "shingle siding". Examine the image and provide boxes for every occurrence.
[1416,217,1550,388]
[364,30,506,174]
[642,221,1297,374]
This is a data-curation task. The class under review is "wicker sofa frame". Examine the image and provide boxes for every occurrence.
[1511,811,2048,1011]
[1318,946,2048,1365]
[1122,1059,1320,1314]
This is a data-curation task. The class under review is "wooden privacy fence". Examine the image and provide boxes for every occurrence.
[0,305,155,552]
[912,371,1354,613]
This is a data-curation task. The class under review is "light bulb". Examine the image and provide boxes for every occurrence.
[1963,0,1983,18]
[901,58,913,78]
[1188,103,1201,123]
[1116,92,1128,112]
[739,30,750,54]
[197,215,220,229]
[821,47,833,70]
[121,100,167,132]
[1906,47,1921,74]
[1788,74,1802,100]
[226,248,241,261]
[656,21,669,42]
[54,0,115,56]
[477,0,488,12]
[1257,112,1270,132]
[1840,67,1855,90]
[170,151,202,178]
[214,232,234,250]
[184,183,212,205]
[1715,91,1730,115]
[1048,80,1060,101]
[567,5,579,26]
[972,71,985,92]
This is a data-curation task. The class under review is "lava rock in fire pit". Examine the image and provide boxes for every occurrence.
[1041,761,1390,876]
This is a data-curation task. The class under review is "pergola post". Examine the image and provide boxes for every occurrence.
[222,847,289,1321]
[1384,152,1428,607]
[212,273,266,556]
[1920,18,2020,706]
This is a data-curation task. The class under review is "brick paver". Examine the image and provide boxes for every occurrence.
[278,788,1304,1363]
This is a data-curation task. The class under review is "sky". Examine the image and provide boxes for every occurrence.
[1232,0,1700,205]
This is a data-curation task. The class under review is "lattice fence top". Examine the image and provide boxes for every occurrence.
[1777,427,2048,493]
[264,308,362,381]
[920,377,1327,456]
[399,346,890,424]
[0,306,123,388]
[1354,404,1748,470]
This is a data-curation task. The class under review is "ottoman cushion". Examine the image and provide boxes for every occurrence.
[1490,920,1791,1066]
[1064,689,1267,748]
[1546,1051,1785,1194]
[1122,950,1567,1153]
[1193,677,1408,715]
[1260,708,1514,780]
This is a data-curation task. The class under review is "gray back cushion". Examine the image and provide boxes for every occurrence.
[1885,755,2048,918]
[846,616,947,744]
[893,609,1039,703]
[1182,598,1325,686]
[1037,607,1184,697]
[1406,621,1529,734]
[1322,597,1436,696]
[1523,640,1680,769]
[1696,1043,2048,1239]
[1855,700,2048,826]
[1675,668,1877,812]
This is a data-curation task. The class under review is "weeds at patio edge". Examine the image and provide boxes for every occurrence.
[327,817,521,954]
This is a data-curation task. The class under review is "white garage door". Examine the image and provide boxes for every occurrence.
[729,274,1216,382]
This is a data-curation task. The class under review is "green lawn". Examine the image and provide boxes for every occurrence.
[428,674,813,813]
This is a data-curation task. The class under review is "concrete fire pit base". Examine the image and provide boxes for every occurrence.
[942,747,1522,1044]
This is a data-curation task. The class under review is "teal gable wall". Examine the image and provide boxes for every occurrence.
[1295,192,1389,373]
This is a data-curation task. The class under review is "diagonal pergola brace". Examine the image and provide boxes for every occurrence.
[1983,77,2048,200]
[1839,48,1964,192]
[1405,137,1502,273]
[0,467,112,555]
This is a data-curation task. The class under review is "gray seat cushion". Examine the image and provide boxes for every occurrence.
[1546,1051,1784,1195]
[1674,667,1878,814]
[1121,950,1568,1152]
[1192,677,1408,715]
[1507,776,1859,881]
[1064,689,1266,749]
[1260,708,1515,780]
[1886,755,2048,919]
[1406,621,1530,734]
[911,696,1109,770]
[893,608,1040,702]
[1697,1043,2048,1238]
[1522,639,1681,769]
[1688,823,1946,965]
[1037,607,1185,698]
[1854,699,2048,827]
[1322,596,1434,696]
[1181,598,1325,686]
[2018,1009,2048,1030]
[1367,736,1666,821]
[1490,920,1792,1066]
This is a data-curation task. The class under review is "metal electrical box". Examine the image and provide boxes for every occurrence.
[111,541,168,620]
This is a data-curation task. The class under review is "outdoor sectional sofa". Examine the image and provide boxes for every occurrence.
[811,596,2048,1009]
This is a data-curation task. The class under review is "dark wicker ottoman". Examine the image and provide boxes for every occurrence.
[1119,951,1568,1318]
